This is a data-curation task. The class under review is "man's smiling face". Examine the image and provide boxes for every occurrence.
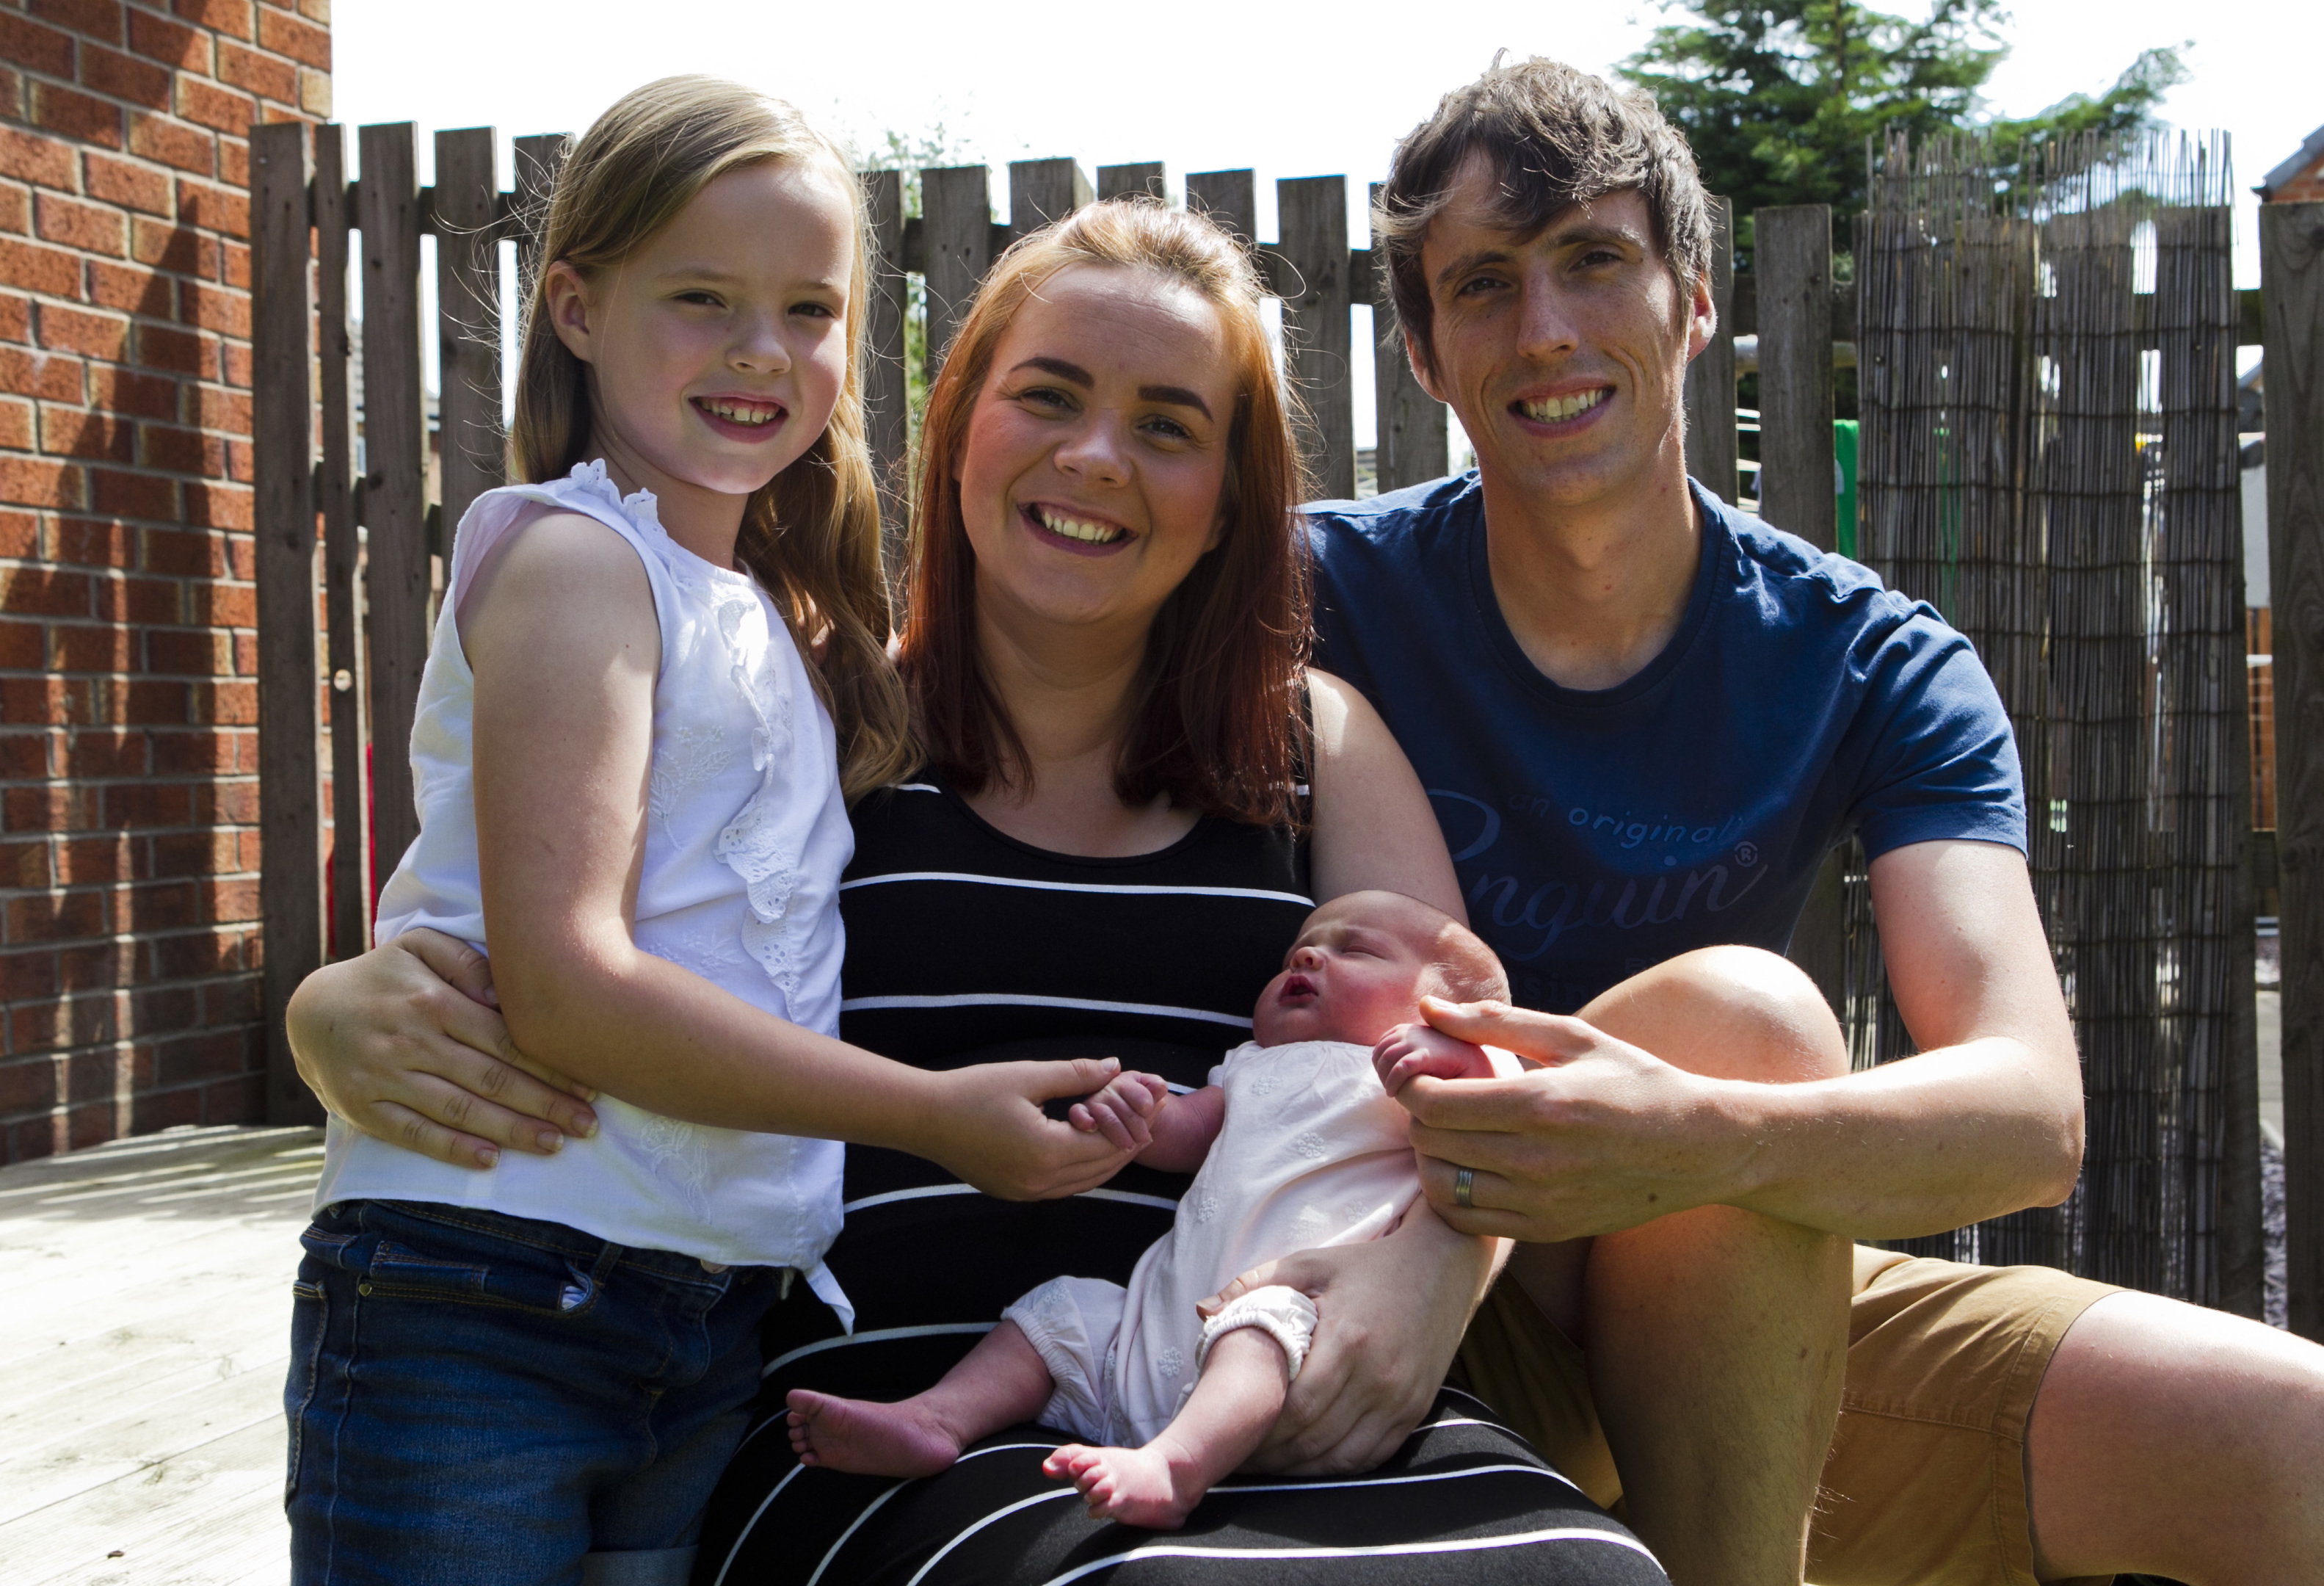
[1412,161,1713,515]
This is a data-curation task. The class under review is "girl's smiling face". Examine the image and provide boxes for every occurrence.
[546,157,854,514]
[955,264,1238,639]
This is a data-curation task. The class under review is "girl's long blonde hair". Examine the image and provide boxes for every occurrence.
[509,75,913,801]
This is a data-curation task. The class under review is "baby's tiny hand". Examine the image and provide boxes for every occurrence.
[1373,1022,1497,1098]
[1067,1071,1170,1154]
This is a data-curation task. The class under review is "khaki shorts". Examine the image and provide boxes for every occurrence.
[1452,1245,2121,1586]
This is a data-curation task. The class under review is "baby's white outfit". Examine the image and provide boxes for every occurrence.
[313,461,855,1320]
[1003,1038,1418,1447]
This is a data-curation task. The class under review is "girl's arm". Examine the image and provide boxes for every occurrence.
[1304,671,1464,919]
[457,513,1130,1200]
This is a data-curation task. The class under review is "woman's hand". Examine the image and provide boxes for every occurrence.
[920,1059,1142,1201]
[1202,1202,1500,1474]
[286,930,600,1170]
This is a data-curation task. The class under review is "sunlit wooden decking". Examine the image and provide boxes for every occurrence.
[0,1124,322,1585]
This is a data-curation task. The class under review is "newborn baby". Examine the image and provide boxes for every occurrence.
[785,889,1514,1528]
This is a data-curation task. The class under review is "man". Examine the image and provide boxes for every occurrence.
[1304,55,2324,1586]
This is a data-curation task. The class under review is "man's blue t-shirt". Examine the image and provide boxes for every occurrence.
[1308,474,2025,1014]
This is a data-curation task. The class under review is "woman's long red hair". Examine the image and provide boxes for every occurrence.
[901,200,1312,829]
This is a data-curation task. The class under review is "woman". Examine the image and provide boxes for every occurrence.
[287,201,1666,1585]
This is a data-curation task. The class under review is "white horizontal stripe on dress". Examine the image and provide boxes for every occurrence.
[905,1489,1082,1586]
[1036,1528,1661,1584]
[706,1463,804,1586]
[898,1466,1623,1586]
[845,1183,1182,1215]
[1214,1460,1583,1498]
[805,1480,909,1586]
[840,993,1253,1030]
[763,1322,998,1378]
[840,871,1314,907]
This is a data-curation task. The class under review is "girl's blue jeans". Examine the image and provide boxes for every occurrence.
[284,1198,785,1586]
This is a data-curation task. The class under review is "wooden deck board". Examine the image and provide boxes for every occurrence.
[0,1125,321,1585]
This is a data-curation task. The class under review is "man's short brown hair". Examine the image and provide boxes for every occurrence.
[1376,57,1713,377]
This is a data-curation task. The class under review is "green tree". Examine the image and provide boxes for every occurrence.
[1619,1,2187,255]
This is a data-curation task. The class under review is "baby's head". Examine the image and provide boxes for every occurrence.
[1252,891,1508,1048]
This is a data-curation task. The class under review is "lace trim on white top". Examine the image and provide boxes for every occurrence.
[555,459,810,1010]
[563,456,666,540]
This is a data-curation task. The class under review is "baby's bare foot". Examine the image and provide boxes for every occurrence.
[786,1388,963,1477]
[1042,1442,1203,1529]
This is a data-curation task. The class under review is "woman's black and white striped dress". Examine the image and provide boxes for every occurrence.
[691,779,1661,1586]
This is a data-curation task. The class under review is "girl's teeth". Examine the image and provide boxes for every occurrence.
[1036,507,1124,543]
[1522,388,1608,422]
[700,399,780,424]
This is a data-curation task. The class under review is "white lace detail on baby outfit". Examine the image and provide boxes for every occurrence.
[313,461,855,1315]
[1001,1038,1418,1446]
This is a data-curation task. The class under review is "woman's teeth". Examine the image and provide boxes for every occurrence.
[1519,388,1609,423]
[1034,506,1126,545]
[696,397,783,425]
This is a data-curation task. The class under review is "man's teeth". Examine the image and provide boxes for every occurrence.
[1036,507,1126,544]
[698,398,782,424]
[1519,388,1609,423]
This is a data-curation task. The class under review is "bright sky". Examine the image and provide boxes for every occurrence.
[332,0,2320,441]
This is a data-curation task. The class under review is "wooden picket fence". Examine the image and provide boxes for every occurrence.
[242,118,1794,1120]
[247,118,2324,1333]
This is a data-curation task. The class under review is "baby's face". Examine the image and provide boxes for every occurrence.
[1252,896,1443,1048]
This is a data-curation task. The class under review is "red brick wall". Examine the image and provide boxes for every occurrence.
[0,0,328,1162]
[2270,162,2324,206]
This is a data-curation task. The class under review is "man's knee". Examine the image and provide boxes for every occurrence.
[1580,945,1847,1085]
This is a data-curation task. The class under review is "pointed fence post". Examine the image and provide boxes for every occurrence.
[1757,204,1845,1010]
[1370,182,1447,494]
[433,127,503,543]
[356,123,430,894]
[1009,158,1089,242]
[860,167,909,596]
[922,165,993,382]
[1277,175,1354,501]
[1683,195,1739,504]
[313,124,366,964]
[252,120,324,1124]
[1185,170,1257,249]
[2262,200,2324,1340]
[1097,163,1165,202]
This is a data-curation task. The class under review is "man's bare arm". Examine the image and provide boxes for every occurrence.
[1401,840,2083,1242]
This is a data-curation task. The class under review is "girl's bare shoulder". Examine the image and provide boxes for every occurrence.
[457,506,657,659]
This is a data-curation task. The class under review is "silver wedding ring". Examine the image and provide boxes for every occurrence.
[1454,1167,1475,1209]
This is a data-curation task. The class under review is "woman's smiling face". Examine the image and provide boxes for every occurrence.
[956,264,1239,638]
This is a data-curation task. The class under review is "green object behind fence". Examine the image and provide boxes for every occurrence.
[1834,418,1859,560]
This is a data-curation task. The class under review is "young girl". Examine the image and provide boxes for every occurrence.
[286,78,1133,1585]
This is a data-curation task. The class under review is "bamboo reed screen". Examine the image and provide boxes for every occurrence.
[1848,133,2250,1301]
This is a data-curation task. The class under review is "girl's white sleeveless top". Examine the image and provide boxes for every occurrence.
[313,460,854,1314]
